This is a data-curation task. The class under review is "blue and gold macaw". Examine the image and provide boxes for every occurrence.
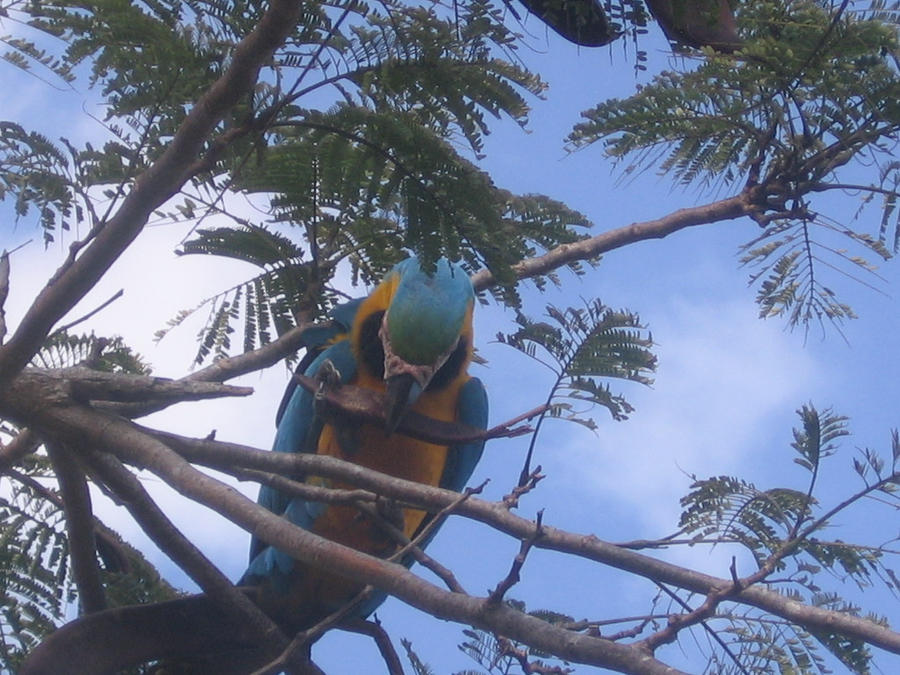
[20,258,487,674]
[241,256,488,631]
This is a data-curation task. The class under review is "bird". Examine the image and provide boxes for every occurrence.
[20,256,487,674]
[241,255,489,632]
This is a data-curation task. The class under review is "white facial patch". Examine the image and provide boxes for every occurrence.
[379,311,459,390]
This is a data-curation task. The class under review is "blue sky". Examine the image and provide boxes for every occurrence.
[2,9,899,674]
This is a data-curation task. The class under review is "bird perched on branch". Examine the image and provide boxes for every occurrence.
[242,255,489,631]
[21,256,487,674]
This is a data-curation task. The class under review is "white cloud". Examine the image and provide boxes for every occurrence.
[557,297,822,537]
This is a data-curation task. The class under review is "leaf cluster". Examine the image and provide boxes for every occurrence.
[31,331,151,374]
[497,299,656,425]
[568,0,900,332]
[677,405,899,671]
[456,599,574,674]
[0,469,71,671]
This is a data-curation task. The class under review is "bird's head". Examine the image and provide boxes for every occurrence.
[354,257,474,433]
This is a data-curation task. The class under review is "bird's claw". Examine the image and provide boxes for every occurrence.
[314,359,342,401]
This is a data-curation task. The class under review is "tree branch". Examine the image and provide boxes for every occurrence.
[149,430,900,657]
[470,191,758,292]
[0,0,306,385]
[186,316,317,384]
[46,443,107,614]
[5,398,683,674]
[0,250,9,345]
[80,448,287,658]
[0,427,41,474]
[53,367,253,405]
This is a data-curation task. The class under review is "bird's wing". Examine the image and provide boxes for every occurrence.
[274,298,363,426]
[248,337,358,567]
[439,376,488,493]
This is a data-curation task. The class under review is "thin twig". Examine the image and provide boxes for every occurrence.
[49,289,124,337]
[645,584,749,674]
[503,466,545,510]
[489,510,544,604]
[251,589,375,675]
[295,372,536,444]
[340,618,405,675]
[496,636,574,674]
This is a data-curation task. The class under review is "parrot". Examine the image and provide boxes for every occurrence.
[20,256,488,674]
[241,255,489,632]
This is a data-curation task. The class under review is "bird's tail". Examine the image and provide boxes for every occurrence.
[21,594,272,675]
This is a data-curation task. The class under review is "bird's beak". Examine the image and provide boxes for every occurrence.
[384,373,423,435]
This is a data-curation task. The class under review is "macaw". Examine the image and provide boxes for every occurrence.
[241,256,488,632]
[20,256,487,675]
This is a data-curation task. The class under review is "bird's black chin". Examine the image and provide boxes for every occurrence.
[384,373,421,435]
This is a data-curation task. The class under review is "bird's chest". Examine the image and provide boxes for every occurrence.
[312,379,459,544]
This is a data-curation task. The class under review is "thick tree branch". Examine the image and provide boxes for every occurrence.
[46,443,107,614]
[0,427,40,473]
[471,191,758,292]
[21,593,272,675]
[5,397,682,674]
[0,0,305,385]
[150,431,900,657]
[52,367,253,404]
[80,448,288,658]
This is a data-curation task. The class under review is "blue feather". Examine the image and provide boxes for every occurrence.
[387,258,473,365]
[246,338,357,571]
[441,377,488,492]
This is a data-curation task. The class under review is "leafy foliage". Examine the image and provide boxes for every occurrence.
[457,599,574,674]
[568,0,900,331]
[0,122,76,243]
[31,331,151,374]
[497,299,656,425]
[402,638,437,675]
[3,1,900,673]
[0,467,72,671]
[676,406,899,671]
[15,0,587,360]
[496,298,655,487]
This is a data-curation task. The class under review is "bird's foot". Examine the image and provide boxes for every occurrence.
[314,359,342,401]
